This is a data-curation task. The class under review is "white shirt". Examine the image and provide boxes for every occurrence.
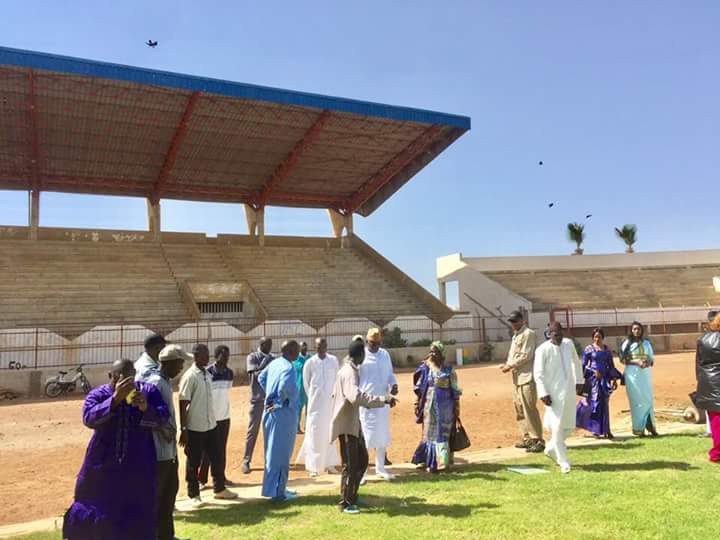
[179,364,217,433]
[534,338,583,432]
[134,351,159,381]
[359,347,397,395]
[358,347,397,448]
[296,353,340,472]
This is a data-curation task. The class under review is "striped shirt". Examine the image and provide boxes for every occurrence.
[208,364,234,421]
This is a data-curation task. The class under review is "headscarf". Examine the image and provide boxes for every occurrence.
[430,341,445,355]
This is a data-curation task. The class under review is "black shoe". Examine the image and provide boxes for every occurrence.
[384,456,392,466]
[526,441,545,453]
[514,440,530,449]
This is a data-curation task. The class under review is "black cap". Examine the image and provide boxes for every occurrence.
[507,310,524,322]
[191,343,209,355]
[144,334,166,350]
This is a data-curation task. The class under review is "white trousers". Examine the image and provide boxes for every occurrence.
[546,428,573,466]
[375,447,387,474]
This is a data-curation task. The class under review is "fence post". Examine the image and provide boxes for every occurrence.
[662,307,667,335]
[34,327,40,369]
[481,318,487,344]
[119,325,124,359]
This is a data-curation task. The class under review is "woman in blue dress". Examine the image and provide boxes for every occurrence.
[411,342,461,473]
[620,321,658,437]
[576,328,623,439]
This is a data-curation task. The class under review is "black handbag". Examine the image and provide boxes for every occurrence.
[450,418,471,452]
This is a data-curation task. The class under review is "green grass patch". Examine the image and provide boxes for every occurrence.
[15,433,719,539]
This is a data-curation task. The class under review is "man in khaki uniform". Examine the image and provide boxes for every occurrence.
[500,310,544,453]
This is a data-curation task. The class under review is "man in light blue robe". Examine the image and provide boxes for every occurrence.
[259,339,300,501]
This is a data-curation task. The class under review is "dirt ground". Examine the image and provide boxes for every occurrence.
[0,352,698,526]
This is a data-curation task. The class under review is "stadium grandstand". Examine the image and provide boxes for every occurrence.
[437,250,720,346]
[0,46,470,375]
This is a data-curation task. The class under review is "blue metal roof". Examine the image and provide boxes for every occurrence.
[0,46,471,130]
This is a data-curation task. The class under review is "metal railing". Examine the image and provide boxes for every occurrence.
[0,307,711,370]
[0,315,481,369]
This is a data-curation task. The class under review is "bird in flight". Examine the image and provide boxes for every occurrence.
[538,160,543,166]
[548,202,555,208]
[146,40,158,48]
[585,214,593,219]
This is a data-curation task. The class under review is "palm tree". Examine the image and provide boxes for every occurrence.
[567,222,585,255]
[615,224,637,253]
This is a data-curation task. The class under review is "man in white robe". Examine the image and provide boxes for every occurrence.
[533,321,583,474]
[296,337,340,476]
[359,328,398,480]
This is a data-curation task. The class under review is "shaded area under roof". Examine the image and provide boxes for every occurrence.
[0,46,470,216]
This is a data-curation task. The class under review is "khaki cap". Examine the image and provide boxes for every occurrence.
[366,328,382,343]
[159,344,193,363]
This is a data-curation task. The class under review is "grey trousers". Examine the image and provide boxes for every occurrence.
[243,400,264,464]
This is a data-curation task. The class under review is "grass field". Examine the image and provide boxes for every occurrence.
[15,432,718,540]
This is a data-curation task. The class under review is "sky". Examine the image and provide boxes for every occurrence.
[1,1,718,306]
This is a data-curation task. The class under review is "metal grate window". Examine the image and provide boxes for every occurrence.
[198,301,244,315]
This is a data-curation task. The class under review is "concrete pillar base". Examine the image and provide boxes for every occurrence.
[146,199,161,241]
[327,209,353,247]
[28,190,40,240]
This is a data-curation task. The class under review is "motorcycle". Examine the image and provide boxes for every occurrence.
[44,364,92,398]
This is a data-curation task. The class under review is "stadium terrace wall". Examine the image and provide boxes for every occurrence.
[461,249,720,272]
[436,251,720,339]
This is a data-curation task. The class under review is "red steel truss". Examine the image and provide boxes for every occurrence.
[151,91,201,204]
[0,63,466,215]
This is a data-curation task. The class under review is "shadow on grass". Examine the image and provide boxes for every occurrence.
[295,494,493,518]
[577,460,697,472]
[177,501,301,529]
[176,492,494,528]
[362,495,497,518]
[392,462,510,484]
[656,432,709,440]
[571,442,644,451]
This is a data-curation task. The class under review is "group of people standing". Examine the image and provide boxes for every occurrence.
[62,327,413,539]
[64,335,240,540]
[500,311,659,474]
[253,329,400,513]
[66,308,717,538]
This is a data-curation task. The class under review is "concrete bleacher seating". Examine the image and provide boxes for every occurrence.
[483,265,719,310]
[0,231,452,334]
[0,240,189,334]
[221,242,431,321]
